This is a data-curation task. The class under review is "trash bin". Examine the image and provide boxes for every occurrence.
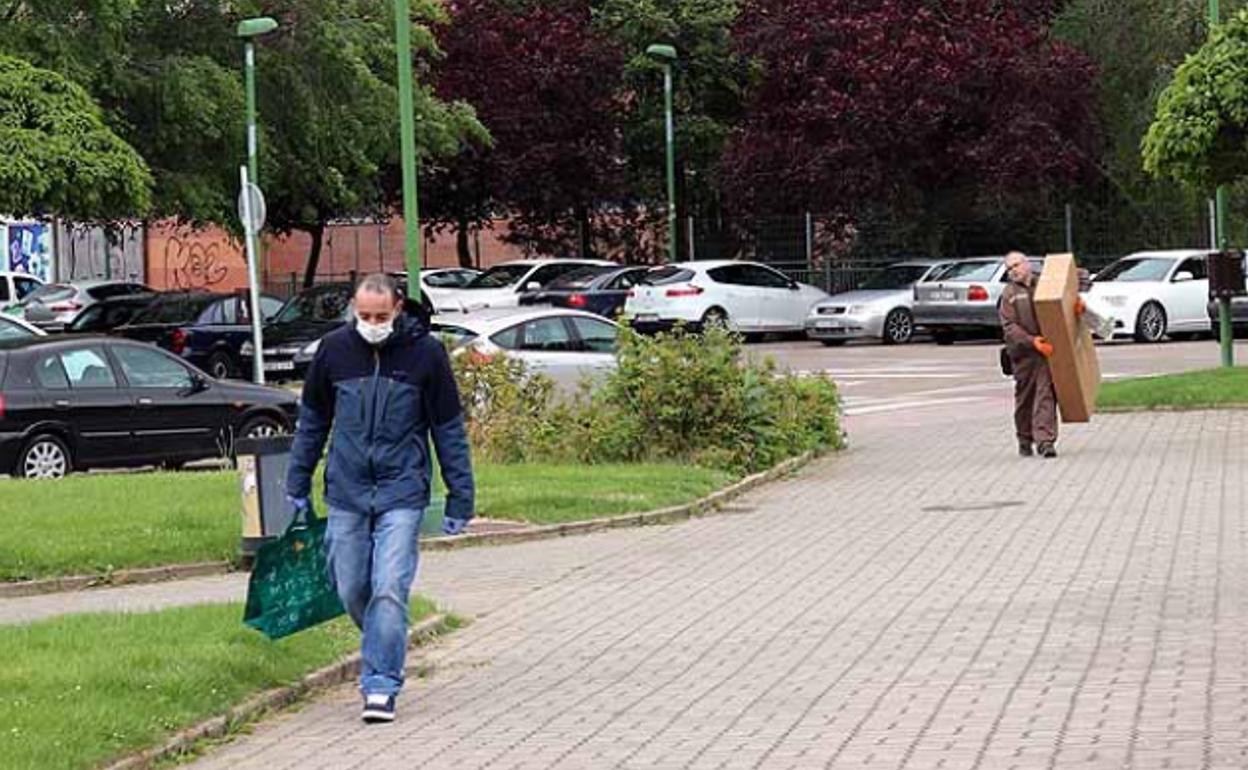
[237,435,297,565]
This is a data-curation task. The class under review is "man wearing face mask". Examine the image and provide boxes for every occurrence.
[286,273,474,724]
[999,251,1062,459]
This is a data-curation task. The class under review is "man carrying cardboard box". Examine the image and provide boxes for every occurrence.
[999,251,1075,459]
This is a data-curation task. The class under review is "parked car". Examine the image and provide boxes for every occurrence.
[391,267,481,314]
[0,272,44,315]
[431,307,619,391]
[624,260,829,335]
[19,280,152,331]
[0,313,47,342]
[519,265,650,318]
[115,291,285,380]
[806,260,952,346]
[240,281,428,380]
[912,255,1044,345]
[0,336,297,479]
[64,293,158,334]
[435,259,617,313]
[1084,249,1216,342]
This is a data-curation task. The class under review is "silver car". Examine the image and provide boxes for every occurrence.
[805,260,952,346]
[20,279,152,331]
[912,256,1043,345]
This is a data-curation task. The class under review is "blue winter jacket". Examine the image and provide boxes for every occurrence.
[286,314,475,521]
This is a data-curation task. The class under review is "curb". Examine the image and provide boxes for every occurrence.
[0,561,234,600]
[1098,403,1248,414]
[101,613,451,770]
[3,450,820,599]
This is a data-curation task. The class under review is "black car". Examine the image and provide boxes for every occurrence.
[519,265,650,318]
[0,336,298,478]
[65,293,158,334]
[243,281,429,381]
[116,291,284,380]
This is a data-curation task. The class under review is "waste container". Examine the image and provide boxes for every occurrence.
[237,434,448,566]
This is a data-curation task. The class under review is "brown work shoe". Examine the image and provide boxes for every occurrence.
[1038,443,1057,459]
[1018,442,1034,457]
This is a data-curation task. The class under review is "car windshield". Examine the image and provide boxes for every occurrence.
[932,261,1000,283]
[430,323,480,349]
[547,266,613,290]
[22,284,75,305]
[861,265,932,290]
[274,286,352,324]
[642,267,696,286]
[1094,258,1176,283]
[0,316,34,340]
[131,294,219,324]
[465,264,531,289]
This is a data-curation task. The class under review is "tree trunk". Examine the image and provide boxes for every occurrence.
[302,221,327,289]
[456,214,473,268]
[576,205,592,259]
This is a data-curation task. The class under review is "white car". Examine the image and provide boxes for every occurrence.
[393,268,482,314]
[624,260,829,334]
[0,271,44,315]
[1084,249,1217,342]
[435,259,616,313]
[430,307,619,391]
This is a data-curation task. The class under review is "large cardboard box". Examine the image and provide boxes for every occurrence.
[1034,253,1100,423]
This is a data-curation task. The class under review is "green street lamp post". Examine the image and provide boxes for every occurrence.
[236,17,278,188]
[1210,0,1234,367]
[394,0,422,300]
[647,44,678,264]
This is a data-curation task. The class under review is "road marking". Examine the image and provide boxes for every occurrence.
[844,396,994,416]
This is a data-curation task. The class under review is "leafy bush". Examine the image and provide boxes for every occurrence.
[451,327,845,473]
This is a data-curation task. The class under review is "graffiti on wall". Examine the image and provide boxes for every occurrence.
[164,236,233,290]
[7,222,52,282]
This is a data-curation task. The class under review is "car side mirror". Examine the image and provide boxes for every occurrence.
[524,281,541,292]
[192,373,211,390]
[1174,271,1195,283]
[788,280,800,291]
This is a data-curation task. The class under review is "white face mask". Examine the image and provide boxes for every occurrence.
[355,314,394,346]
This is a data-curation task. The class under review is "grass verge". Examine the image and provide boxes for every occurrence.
[1098,367,1248,411]
[0,463,732,581]
[0,599,437,770]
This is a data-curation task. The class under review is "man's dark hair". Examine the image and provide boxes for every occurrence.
[356,273,402,303]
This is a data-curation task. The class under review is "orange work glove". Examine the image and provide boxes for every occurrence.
[1033,336,1054,358]
[1074,298,1086,317]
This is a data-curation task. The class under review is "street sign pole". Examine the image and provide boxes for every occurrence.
[394,0,422,301]
[239,166,267,385]
[1211,0,1234,367]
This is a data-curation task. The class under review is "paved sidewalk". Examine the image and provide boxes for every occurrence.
[7,407,1248,769]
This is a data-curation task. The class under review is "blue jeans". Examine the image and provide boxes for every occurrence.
[325,506,423,696]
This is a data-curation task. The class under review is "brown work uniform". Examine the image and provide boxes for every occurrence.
[1000,276,1058,445]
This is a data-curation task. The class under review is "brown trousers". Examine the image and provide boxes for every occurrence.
[1013,353,1058,444]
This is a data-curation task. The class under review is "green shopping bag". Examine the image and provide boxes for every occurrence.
[243,504,345,640]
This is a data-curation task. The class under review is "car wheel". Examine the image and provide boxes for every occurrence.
[701,307,729,330]
[933,329,957,346]
[18,434,71,480]
[821,339,848,347]
[207,351,235,380]
[882,309,914,345]
[1134,302,1168,343]
[240,415,285,440]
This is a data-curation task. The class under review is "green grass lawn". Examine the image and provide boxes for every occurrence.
[1098,367,1248,411]
[0,463,732,581]
[0,600,438,770]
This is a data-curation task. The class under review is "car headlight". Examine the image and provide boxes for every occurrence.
[240,341,254,356]
[293,339,320,363]
[847,305,870,315]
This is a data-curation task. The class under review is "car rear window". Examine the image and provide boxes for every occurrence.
[547,266,613,290]
[643,267,695,286]
[935,261,1000,283]
[132,294,220,324]
[25,284,75,304]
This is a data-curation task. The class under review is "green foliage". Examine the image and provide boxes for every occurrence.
[0,54,152,220]
[454,327,845,473]
[1144,8,1248,189]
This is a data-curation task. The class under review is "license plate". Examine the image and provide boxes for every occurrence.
[635,314,659,323]
[930,291,956,301]
[264,360,295,372]
[816,320,842,329]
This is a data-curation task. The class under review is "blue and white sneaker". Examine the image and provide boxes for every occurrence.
[362,693,396,723]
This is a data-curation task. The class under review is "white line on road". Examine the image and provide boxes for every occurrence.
[844,396,994,416]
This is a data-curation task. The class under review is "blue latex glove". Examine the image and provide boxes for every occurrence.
[287,495,311,517]
[442,517,468,536]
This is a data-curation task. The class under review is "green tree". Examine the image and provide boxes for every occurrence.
[0,54,152,220]
[1144,8,1248,189]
